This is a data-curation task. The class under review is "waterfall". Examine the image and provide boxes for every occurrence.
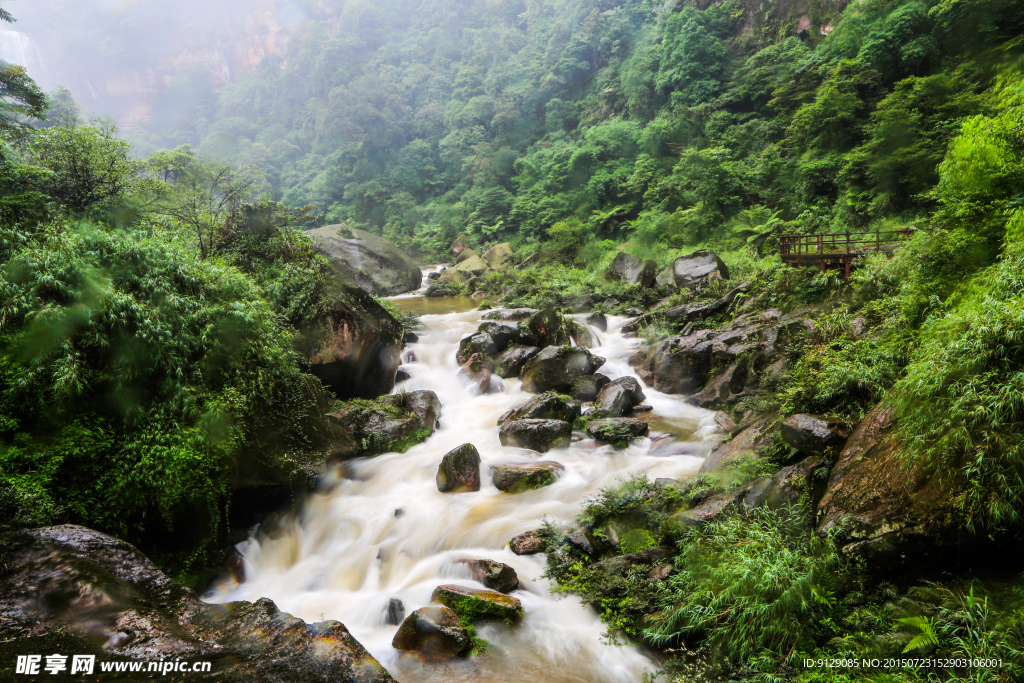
[0,30,48,82]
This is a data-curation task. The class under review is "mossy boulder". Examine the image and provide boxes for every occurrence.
[780,414,850,456]
[519,346,605,393]
[456,559,519,593]
[490,461,564,493]
[656,249,729,290]
[328,391,440,458]
[392,606,470,661]
[495,345,540,378]
[431,585,524,625]
[570,373,611,402]
[523,307,574,348]
[606,252,656,287]
[308,225,421,296]
[498,419,572,452]
[498,392,581,426]
[482,308,538,321]
[585,417,649,447]
[437,444,481,493]
[481,243,514,270]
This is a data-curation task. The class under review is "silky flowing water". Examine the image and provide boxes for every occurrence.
[207,279,724,682]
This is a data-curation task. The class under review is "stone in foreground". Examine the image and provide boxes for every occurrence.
[432,585,524,625]
[491,461,565,493]
[457,559,520,593]
[509,530,546,555]
[392,606,471,661]
[436,443,481,493]
[498,418,571,452]
[519,346,605,393]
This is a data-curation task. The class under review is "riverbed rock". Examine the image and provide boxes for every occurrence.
[592,547,671,577]
[816,404,961,566]
[457,331,498,364]
[386,598,405,626]
[593,383,633,417]
[478,321,526,352]
[568,320,596,347]
[329,391,441,458]
[570,373,611,402]
[389,390,442,432]
[431,585,524,624]
[585,417,649,446]
[586,311,608,332]
[498,392,581,426]
[456,559,519,593]
[308,225,421,296]
[520,346,605,393]
[495,345,541,379]
[780,414,850,456]
[498,419,572,452]
[509,530,545,555]
[482,308,538,321]
[524,307,575,348]
[392,606,470,661]
[698,417,774,474]
[490,461,565,493]
[606,252,657,287]
[656,249,729,290]
[436,444,481,493]
[455,247,477,264]
[0,525,394,682]
[459,352,500,394]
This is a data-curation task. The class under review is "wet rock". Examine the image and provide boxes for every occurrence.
[610,376,646,405]
[623,282,751,336]
[520,346,605,393]
[586,311,608,332]
[656,249,729,290]
[402,330,419,344]
[329,392,441,458]
[606,252,657,287]
[593,383,633,417]
[509,530,546,555]
[498,392,581,426]
[490,461,565,493]
[456,559,519,594]
[570,373,611,402]
[481,243,514,270]
[457,332,498,364]
[498,419,572,452]
[427,271,440,281]
[568,320,596,347]
[431,585,524,624]
[780,414,849,456]
[478,321,525,352]
[565,522,596,556]
[522,307,574,348]
[585,417,649,446]
[425,286,457,297]
[459,352,499,394]
[816,404,961,567]
[395,367,412,383]
[392,606,470,661]
[386,598,405,626]
[436,444,481,493]
[0,525,394,681]
[495,345,541,379]
[698,417,774,474]
[482,308,538,321]
[592,547,671,577]
[391,390,443,432]
[225,546,246,583]
[309,225,422,296]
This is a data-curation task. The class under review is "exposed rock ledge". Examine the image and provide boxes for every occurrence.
[0,525,394,682]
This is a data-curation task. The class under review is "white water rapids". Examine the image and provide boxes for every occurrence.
[207,287,723,682]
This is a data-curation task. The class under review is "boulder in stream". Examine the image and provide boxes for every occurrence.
[392,606,471,661]
[459,352,501,394]
[498,392,581,426]
[456,559,520,593]
[490,461,565,493]
[570,373,611,402]
[509,530,546,555]
[432,585,524,625]
[585,417,649,446]
[524,307,575,348]
[498,418,572,452]
[520,346,605,393]
[586,311,608,332]
[482,308,538,321]
[436,444,482,493]
[495,345,541,379]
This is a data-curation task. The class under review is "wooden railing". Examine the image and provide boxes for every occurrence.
[780,228,914,257]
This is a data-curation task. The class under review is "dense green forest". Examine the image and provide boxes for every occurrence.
[3,0,1024,680]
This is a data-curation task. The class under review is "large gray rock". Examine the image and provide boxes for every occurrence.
[509,530,545,555]
[585,417,649,446]
[392,606,470,661]
[457,331,498,364]
[431,585,524,624]
[490,461,565,493]
[498,419,572,452]
[520,346,605,393]
[498,392,581,425]
[328,391,441,458]
[0,526,394,682]
[495,345,541,379]
[437,444,481,493]
[656,249,729,290]
[524,307,575,348]
[606,252,656,287]
[308,225,421,296]
[456,559,519,593]
[570,373,611,402]
[593,383,633,417]
[780,414,849,456]
[482,308,538,321]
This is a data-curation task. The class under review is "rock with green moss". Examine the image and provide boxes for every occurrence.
[592,546,671,577]
[328,391,440,458]
[482,308,538,321]
[392,606,470,661]
[490,461,564,493]
[519,346,605,393]
[497,392,580,426]
[431,585,524,625]
[459,352,500,394]
[456,559,519,593]
[523,307,575,348]
[481,243,514,270]
[495,345,541,378]
[437,444,481,493]
[585,417,649,446]
[308,225,421,296]
[570,373,611,402]
[498,419,571,452]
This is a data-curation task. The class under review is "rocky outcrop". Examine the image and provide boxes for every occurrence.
[623,282,751,336]
[431,585,524,624]
[816,404,961,566]
[780,414,849,456]
[606,252,656,287]
[498,419,572,452]
[490,461,564,492]
[656,249,729,290]
[392,606,470,661]
[328,391,440,458]
[308,225,421,296]
[498,392,581,425]
[520,346,605,393]
[436,444,481,493]
[438,242,515,288]
[0,525,393,682]
[456,559,519,593]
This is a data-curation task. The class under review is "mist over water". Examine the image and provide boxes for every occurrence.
[206,284,724,682]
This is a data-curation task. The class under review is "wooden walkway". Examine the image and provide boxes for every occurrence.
[780,229,914,280]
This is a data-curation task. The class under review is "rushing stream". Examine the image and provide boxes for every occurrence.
[207,277,724,682]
